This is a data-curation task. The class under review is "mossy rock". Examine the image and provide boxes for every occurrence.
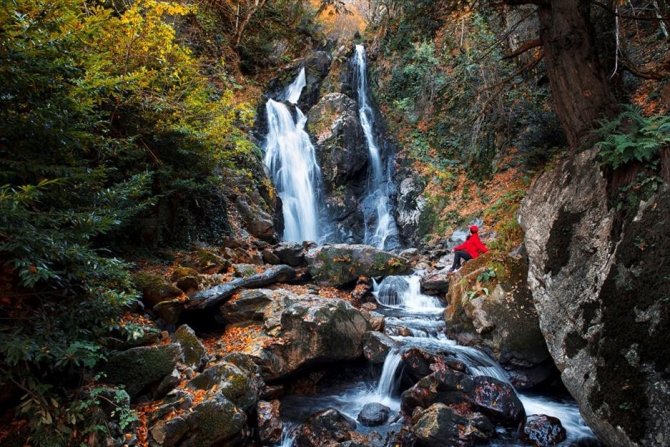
[174,325,208,370]
[134,271,182,308]
[104,344,182,398]
[188,362,260,411]
[182,394,247,446]
[170,266,199,282]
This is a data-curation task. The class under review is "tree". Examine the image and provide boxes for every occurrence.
[503,0,619,148]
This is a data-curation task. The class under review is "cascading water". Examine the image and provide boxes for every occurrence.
[264,68,322,243]
[353,45,399,250]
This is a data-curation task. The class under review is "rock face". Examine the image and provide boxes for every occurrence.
[396,176,427,246]
[444,254,552,389]
[305,244,410,286]
[519,148,670,447]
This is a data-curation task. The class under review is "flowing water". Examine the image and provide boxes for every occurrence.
[354,45,399,250]
[264,68,322,243]
[278,271,598,446]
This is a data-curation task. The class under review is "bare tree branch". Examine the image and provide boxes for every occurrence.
[503,38,542,59]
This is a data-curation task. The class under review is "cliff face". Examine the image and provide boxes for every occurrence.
[520,149,670,447]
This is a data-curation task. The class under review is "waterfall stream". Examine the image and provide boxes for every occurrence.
[263,68,322,243]
[278,271,598,446]
[354,45,399,250]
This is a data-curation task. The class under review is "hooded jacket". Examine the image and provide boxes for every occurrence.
[454,233,488,259]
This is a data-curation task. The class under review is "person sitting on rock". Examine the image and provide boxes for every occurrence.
[449,225,488,272]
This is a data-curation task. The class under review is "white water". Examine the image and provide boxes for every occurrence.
[264,69,321,243]
[354,45,399,250]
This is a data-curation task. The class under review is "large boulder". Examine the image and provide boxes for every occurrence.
[362,331,397,364]
[104,344,181,398]
[257,292,371,380]
[444,254,552,389]
[519,149,670,446]
[411,403,495,447]
[187,361,262,411]
[173,324,208,371]
[295,409,356,447]
[357,402,391,427]
[306,244,410,286]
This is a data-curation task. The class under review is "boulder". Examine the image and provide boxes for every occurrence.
[471,376,525,426]
[412,403,494,447]
[256,292,371,380]
[295,409,356,447]
[358,402,391,427]
[181,394,247,446]
[444,254,552,389]
[173,325,208,370]
[187,361,262,411]
[133,272,182,308]
[420,268,450,296]
[521,414,567,447]
[519,149,670,446]
[272,242,309,267]
[395,176,427,246]
[362,331,397,364]
[306,244,410,287]
[220,289,273,323]
[104,344,181,398]
[150,416,190,447]
[235,196,276,242]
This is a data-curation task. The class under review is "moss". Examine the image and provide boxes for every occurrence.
[544,210,582,276]
[133,271,182,307]
[104,344,181,397]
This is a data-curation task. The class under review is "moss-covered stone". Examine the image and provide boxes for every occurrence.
[133,271,182,308]
[104,344,181,398]
[182,394,247,446]
[174,325,208,370]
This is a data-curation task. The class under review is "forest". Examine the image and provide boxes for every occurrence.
[1,0,669,446]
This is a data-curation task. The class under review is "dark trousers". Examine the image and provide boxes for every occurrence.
[451,251,472,270]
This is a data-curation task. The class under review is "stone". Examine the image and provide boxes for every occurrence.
[306,244,410,287]
[173,325,208,370]
[401,369,474,415]
[187,361,261,411]
[220,289,273,323]
[295,408,356,447]
[233,263,258,278]
[412,403,494,447]
[175,276,199,295]
[256,292,371,380]
[152,299,183,325]
[150,416,189,447]
[235,196,276,242]
[261,248,281,265]
[133,272,182,308]
[104,344,181,398]
[444,254,552,389]
[181,394,247,446]
[519,148,670,446]
[470,376,525,426]
[363,331,397,364]
[396,176,427,246]
[521,414,567,447]
[375,275,410,306]
[420,268,450,296]
[357,402,391,427]
[155,369,181,398]
[272,242,307,266]
[257,400,283,445]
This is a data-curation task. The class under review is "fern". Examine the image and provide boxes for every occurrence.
[597,105,670,169]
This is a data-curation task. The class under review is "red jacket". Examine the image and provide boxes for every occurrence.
[454,234,488,259]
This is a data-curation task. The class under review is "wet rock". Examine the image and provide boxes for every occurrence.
[257,400,283,445]
[521,414,567,447]
[152,299,183,325]
[471,376,525,426]
[367,311,385,332]
[295,408,356,447]
[420,268,450,296]
[412,403,494,447]
[262,248,281,265]
[358,402,391,427]
[396,176,427,246]
[155,369,181,398]
[401,369,474,415]
[306,244,410,287]
[519,148,670,446]
[133,272,182,308]
[363,331,397,364]
[401,349,467,386]
[187,361,261,411]
[375,275,409,306]
[220,289,273,323]
[105,344,182,398]
[150,416,189,447]
[173,324,208,370]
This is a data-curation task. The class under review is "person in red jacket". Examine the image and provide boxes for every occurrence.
[449,225,488,272]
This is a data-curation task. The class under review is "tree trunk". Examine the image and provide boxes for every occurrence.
[536,0,618,148]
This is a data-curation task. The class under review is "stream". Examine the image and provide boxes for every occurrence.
[276,272,599,446]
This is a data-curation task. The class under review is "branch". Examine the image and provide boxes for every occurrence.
[503,38,542,59]
[592,1,670,21]
[620,56,670,80]
[480,52,544,94]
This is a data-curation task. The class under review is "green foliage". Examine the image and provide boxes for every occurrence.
[476,267,497,283]
[597,105,670,169]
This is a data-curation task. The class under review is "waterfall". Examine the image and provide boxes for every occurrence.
[353,45,399,250]
[375,349,402,398]
[264,68,321,243]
